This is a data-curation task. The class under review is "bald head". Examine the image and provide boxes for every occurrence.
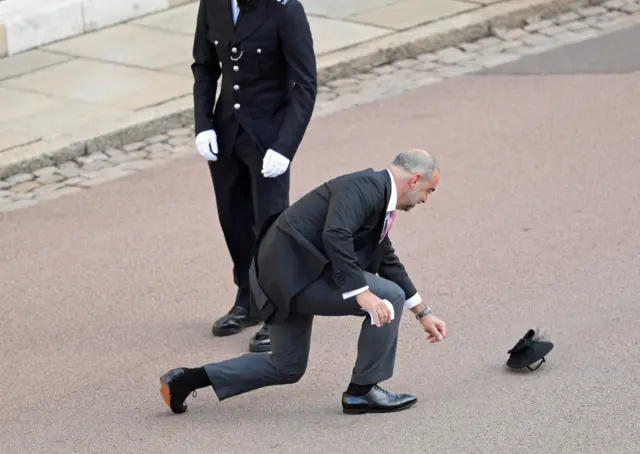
[389,148,440,211]
[390,148,439,182]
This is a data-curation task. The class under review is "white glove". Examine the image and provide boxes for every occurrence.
[195,129,218,161]
[261,149,290,178]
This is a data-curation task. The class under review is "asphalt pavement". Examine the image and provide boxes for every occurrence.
[1,24,639,453]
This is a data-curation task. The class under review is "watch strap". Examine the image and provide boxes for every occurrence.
[415,307,432,320]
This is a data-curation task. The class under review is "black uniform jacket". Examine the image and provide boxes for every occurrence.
[248,169,419,323]
[192,0,317,160]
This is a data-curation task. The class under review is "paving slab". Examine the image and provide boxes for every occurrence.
[160,60,195,77]
[1,24,640,452]
[43,24,195,70]
[1,58,191,110]
[0,86,130,140]
[0,49,73,81]
[130,1,199,35]
[0,0,597,180]
[0,127,39,151]
[306,16,393,54]
[297,0,410,19]
[352,0,480,30]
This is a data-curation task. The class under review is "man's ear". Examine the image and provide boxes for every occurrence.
[409,174,421,188]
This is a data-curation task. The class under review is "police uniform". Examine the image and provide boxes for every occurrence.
[191,0,317,352]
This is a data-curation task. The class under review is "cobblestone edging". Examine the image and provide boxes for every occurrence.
[1,0,639,213]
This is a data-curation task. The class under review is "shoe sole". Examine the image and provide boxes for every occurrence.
[159,376,172,410]
[342,399,418,415]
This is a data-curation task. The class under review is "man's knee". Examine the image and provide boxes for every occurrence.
[377,280,405,307]
[365,273,406,306]
[272,356,308,384]
[279,369,306,384]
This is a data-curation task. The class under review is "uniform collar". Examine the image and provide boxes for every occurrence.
[385,169,397,213]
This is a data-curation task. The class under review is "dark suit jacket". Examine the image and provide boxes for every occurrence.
[191,0,317,159]
[248,168,418,323]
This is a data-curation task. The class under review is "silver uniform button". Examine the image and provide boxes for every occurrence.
[232,47,237,53]
[234,103,240,109]
[233,65,239,72]
[257,48,262,54]
[214,40,218,45]
[233,85,239,91]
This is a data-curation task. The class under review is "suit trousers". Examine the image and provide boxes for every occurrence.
[203,271,406,401]
[208,125,290,310]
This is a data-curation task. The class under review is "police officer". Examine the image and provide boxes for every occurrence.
[191,0,317,353]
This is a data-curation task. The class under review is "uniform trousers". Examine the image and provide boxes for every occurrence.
[208,125,290,311]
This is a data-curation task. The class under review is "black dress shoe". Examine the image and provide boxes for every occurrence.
[159,368,195,414]
[212,305,261,337]
[249,325,271,353]
[341,385,417,414]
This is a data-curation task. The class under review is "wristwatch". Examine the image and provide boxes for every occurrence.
[415,307,432,320]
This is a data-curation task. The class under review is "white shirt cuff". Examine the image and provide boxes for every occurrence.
[344,287,421,309]
[342,286,369,299]
[404,292,422,309]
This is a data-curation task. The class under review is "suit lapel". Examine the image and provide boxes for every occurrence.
[232,0,269,45]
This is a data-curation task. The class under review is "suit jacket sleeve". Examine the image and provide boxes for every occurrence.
[271,0,317,160]
[322,177,384,294]
[377,236,418,300]
[191,0,221,135]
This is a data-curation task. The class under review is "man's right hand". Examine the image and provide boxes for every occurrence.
[195,129,218,161]
[356,290,393,327]
[419,313,447,343]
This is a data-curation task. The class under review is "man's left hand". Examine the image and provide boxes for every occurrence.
[262,149,290,178]
[420,313,447,343]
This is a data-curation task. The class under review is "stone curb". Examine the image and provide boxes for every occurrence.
[0,0,598,180]
[0,0,192,57]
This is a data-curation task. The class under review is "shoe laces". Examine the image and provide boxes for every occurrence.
[373,384,397,398]
[373,384,390,395]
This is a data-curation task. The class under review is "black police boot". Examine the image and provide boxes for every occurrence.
[248,324,271,353]
[212,305,261,337]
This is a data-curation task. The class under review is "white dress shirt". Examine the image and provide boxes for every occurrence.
[341,169,422,309]
[231,0,240,25]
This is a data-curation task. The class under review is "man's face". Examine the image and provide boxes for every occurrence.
[397,169,440,211]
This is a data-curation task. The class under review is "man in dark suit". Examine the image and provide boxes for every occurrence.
[191,0,317,352]
[159,149,448,415]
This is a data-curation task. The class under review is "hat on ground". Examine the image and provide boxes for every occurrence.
[506,329,554,371]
